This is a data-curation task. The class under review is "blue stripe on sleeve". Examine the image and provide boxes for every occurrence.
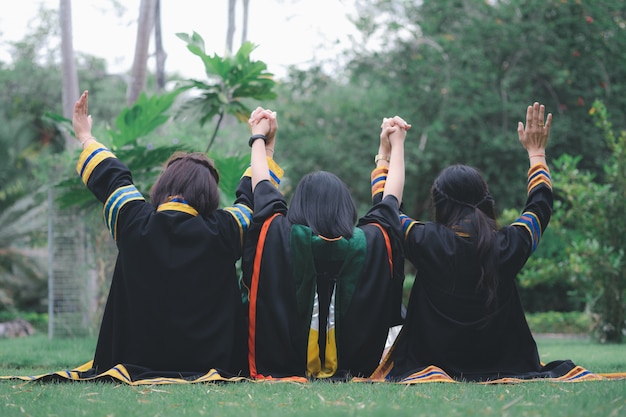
[103,185,144,240]
[512,212,542,252]
[79,147,110,178]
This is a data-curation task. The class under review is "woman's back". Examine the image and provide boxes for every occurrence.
[93,199,250,374]
[72,90,255,379]
[386,102,579,382]
[242,177,404,379]
[393,218,542,380]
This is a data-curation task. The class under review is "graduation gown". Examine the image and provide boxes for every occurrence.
[389,162,577,381]
[76,141,256,377]
[242,167,405,380]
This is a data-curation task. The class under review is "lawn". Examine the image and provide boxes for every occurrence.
[0,334,624,417]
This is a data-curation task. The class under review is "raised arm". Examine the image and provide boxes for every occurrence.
[248,107,277,191]
[518,102,551,167]
[509,102,553,255]
[379,116,411,206]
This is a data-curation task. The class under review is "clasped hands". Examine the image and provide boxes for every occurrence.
[380,116,411,155]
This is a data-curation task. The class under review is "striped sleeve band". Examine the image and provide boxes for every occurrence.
[371,167,388,198]
[103,185,145,241]
[511,162,551,252]
[75,141,116,185]
[242,157,285,188]
[527,162,551,193]
[511,211,542,253]
[224,203,253,244]
[399,213,418,240]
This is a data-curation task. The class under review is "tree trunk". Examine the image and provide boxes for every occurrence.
[154,0,166,92]
[226,0,236,55]
[59,0,79,150]
[126,0,157,106]
[241,0,250,46]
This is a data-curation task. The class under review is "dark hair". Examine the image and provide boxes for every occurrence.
[431,165,499,308]
[150,152,220,217]
[287,171,357,239]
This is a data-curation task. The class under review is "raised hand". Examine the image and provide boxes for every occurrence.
[73,90,94,144]
[518,102,551,157]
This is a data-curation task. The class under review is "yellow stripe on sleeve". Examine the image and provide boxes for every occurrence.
[75,141,116,185]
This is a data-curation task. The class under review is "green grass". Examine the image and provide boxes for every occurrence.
[0,335,624,417]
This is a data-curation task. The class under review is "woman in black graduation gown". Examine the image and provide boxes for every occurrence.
[387,102,578,382]
[242,108,410,380]
[72,91,283,379]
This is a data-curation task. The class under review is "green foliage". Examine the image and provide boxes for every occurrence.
[210,154,250,206]
[507,102,626,342]
[269,67,404,213]
[54,88,188,209]
[525,311,591,335]
[0,6,128,301]
[332,0,626,218]
[176,32,277,152]
[0,311,48,333]
[499,206,585,313]
[272,2,626,343]
[524,102,626,343]
[0,68,58,312]
[0,14,79,314]
[109,90,185,149]
[562,101,626,343]
[0,7,274,319]
[0,193,47,311]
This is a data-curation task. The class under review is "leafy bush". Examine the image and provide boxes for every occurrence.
[0,310,48,333]
[526,311,591,335]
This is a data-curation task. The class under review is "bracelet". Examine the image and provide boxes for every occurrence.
[374,154,390,163]
[529,153,546,158]
[265,148,274,154]
[80,136,96,145]
[249,134,268,147]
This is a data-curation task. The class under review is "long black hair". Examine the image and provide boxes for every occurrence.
[287,171,357,239]
[431,165,499,307]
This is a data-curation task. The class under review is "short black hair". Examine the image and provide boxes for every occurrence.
[287,171,357,239]
[150,152,220,217]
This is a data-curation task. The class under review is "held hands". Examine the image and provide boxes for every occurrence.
[248,107,277,152]
[518,102,551,158]
[379,116,410,204]
[379,116,411,156]
[248,107,277,189]
[73,90,94,146]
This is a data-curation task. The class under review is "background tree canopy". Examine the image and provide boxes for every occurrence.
[272,0,626,219]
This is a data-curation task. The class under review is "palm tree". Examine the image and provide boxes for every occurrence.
[59,0,79,150]
[226,0,237,55]
[226,0,251,54]
[241,0,250,45]
[127,0,157,105]
[154,0,166,92]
